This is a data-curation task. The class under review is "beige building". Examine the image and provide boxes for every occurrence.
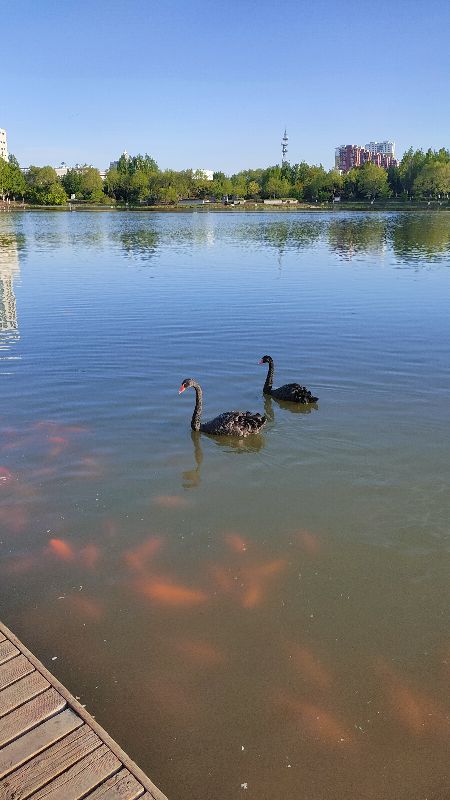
[0,128,8,161]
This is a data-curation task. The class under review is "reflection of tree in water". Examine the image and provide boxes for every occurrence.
[389,214,450,262]
[236,220,322,257]
[327,217,387,260]
[32,223,106,250]
[119,229,160,261]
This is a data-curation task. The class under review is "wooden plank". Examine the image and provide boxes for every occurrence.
[83,767,145,799]
[0,688,65,748]
[1,724,101,799]
[0,633,6,643]
[0,622,168,800]
[0,671,50,718]
[0,641,19,666]
[28,743,121,800]
[0,708,82,779]
[0,656,34,692]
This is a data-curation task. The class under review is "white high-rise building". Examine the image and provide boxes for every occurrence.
[365,141,395,158]
[0,129,8,161]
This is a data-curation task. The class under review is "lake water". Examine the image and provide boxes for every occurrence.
[0,210,449,800]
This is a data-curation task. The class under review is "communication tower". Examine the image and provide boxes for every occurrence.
[281,128,288,164]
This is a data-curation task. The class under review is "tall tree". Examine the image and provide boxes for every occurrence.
[61,168,83,197]
[264,175,291,198]
[0,156,26,200]
[398,148,427,197]
[25,166,67,205]
[413,162,450,198]
[356,163,390,200]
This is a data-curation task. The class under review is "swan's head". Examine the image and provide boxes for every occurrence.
[259,355,273,365]
[179,378,196,394]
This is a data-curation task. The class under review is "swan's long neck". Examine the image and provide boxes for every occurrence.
[190,382,203,431]
[263,359,274,393]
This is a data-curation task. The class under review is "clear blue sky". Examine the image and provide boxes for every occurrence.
[2,0,449,173]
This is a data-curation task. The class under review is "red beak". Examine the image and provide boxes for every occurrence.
[258,359,264,365]
[178,384,186,394]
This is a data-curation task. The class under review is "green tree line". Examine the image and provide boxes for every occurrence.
[1,147,449,206]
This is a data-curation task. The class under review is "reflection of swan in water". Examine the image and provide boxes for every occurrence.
[182,431,203,488]
[259,355,318,404]
[179,378,266,436]
[264,393,317,418]
[182,425,266,487]
[210,432,266,453]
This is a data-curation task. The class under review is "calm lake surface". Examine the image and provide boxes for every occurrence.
[0,210,449,800]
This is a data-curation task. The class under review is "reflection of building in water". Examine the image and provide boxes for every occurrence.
[0,235,20,330]
[191,213,216,248]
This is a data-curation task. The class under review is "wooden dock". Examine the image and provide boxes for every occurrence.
[0,621,167,800]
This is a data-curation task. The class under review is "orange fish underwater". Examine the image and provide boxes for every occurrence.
[124,536,164,572]
[48,538,75,562]
[153,494,190,509]
[138,577,207,607]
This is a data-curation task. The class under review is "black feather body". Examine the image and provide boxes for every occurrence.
[260,355,318,404]
[180,378,266,437]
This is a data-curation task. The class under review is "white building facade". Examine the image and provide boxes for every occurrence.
[0,129,8,162]
[365,141,396,158]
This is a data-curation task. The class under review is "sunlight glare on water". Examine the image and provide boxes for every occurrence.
[0,210,449,800]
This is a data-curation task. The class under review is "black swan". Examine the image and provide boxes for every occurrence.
[179,378,266,436]
[259,355,318,404]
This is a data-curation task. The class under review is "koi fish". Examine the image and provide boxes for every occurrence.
[288,643,332,689]
[79,544,101,569]
[241,581,264,608]
[295,529,322,556]
[69,595,104,621]
[240,558,287,608]
[224,532,249,553]
[276,691,352,745]
[295,700,351,745]
[209,565,235,594]
[124,536,163,572]
[153,494,190,509]
[376,659,444,735]
[48,538,75,562]
[138,578,207,607]
[174,638,225,667]
[253,558,287,577]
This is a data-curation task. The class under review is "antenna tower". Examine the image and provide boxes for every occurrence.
[281,128,288,164]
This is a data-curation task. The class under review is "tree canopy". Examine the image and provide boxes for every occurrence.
[3,145,449,206]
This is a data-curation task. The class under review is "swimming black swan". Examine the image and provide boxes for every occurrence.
[179,378,266,436]
[259,355,318,404]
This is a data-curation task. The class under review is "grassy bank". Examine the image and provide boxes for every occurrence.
[2,200,450,213]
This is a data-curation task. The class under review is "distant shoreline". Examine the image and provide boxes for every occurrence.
[1,200,449,213]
